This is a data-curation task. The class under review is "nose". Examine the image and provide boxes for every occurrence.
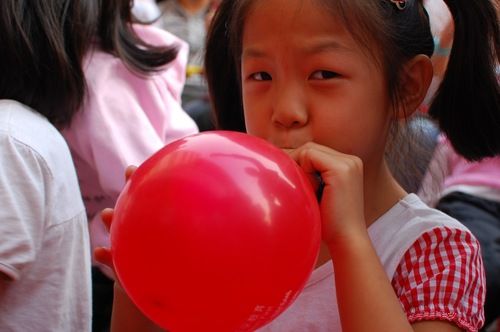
[271,83,308,129]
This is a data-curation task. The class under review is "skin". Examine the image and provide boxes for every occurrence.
[240,0,457,331]
[97,0,464,331]
[177,0,211,13]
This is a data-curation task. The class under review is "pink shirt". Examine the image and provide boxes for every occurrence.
[442,141,500,190]
[419,136,500,206]
[63,25,198,267]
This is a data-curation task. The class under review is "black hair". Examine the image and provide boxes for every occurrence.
[205,0,246,132]
[205,0,500,160]
[0,0,96,127]
[0,0,179,128]
[98,0,178,75]
[429,0,500,160]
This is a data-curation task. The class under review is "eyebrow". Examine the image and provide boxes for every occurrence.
[242,39,353,59]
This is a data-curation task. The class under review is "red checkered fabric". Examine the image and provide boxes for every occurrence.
[391,227,485,331]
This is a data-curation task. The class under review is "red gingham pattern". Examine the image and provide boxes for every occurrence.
[391,227,485,331]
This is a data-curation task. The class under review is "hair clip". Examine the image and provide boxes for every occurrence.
[390,0,407,10]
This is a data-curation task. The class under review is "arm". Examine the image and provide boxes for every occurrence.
[329,233,417,332]
[111,283,165,332]
[287,142,465,332]
[0,135,46,296]
[94,244,164,332]
[392,227,484,331]
[288,142,414,331]
[414,321,465,332]
[330,234,465,332]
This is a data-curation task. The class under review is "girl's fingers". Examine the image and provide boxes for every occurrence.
[101,208,114,232]
[125,165,138,182]
[99,166,136,236]
[100,165,137,233]
[94,166,137,273]
[286,144,335,175]
[285,142,362,177]
[94,247,113,268]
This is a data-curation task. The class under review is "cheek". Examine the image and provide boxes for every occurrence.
[242,101,260,136]
[243,109,263,137]
[242,93,269,135]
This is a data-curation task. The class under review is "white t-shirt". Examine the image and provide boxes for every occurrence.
[0,100,92,332]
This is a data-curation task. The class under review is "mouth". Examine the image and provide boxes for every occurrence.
[268,135,305,150]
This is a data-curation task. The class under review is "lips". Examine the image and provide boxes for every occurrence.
[268,139,305,150]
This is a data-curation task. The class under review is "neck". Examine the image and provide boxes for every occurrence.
[315,159,406,268]
[177,0,210,13]
[363,159,407,228]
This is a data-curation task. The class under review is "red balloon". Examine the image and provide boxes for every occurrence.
[110,131,321,332]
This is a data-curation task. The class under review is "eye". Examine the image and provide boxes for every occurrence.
[250,72,272,81]
[309,70,340,80]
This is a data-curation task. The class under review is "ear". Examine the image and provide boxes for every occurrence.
[396,54,433,118]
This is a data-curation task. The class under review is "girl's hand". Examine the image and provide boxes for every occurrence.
[93,166,164,332]
[94,165,138,274]
[285,142,367,246]
[93,208,116,272]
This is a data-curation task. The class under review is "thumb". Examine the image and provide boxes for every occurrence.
[94,247,114,269]
[100,208,114,232]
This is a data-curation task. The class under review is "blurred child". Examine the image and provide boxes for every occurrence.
[422,0,454,108]
[154,0,221,130]
[156,0,212,71]
[417,4,499,326]
[61,0,198,330]
[100,0,499,330]
[420,137,500,327]
[0,1,92,330]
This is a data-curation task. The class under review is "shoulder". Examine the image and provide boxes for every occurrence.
[0,100,84,231]
[392,226,484,331]
[370,194,469,264]
[84,25,187,76]
[133,23,188,50]
[82,26,188,101]
[81,46,159,117]
[0,100,72,167]
[396,194,468,231]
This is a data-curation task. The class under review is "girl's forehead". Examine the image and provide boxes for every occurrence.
[244,0,337,21]
[239,0,383,67]
[243,0,344,34]
[241,0,355,49]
